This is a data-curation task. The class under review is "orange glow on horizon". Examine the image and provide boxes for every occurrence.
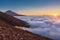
[14,5,60,16]
[16,12,60,17]
[15,9,60,16]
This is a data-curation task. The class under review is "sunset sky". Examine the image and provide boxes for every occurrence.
[0,0,60,16]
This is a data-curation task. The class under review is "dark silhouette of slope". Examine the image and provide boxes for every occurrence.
[0,19,53,40]
[0,12,30,27]
[5,10,24,16]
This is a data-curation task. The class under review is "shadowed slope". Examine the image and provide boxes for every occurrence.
[0,12,30,27]
[0,19,53,40]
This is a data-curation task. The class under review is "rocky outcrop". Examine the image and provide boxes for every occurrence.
[0,12,30,27]
[0,19,53,40]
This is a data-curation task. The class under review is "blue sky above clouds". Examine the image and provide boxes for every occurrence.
[0,0,60,16]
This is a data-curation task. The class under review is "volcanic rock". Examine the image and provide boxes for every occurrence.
[0,12,30,27]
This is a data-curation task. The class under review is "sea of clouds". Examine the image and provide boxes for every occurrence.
[15,16,60,40]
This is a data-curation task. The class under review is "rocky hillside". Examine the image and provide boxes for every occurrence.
[0,19,53,40]
[0,12,30,27]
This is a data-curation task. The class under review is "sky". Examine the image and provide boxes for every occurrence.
[0,0,60,16]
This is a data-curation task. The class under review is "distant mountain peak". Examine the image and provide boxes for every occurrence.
[5,10,24,16]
